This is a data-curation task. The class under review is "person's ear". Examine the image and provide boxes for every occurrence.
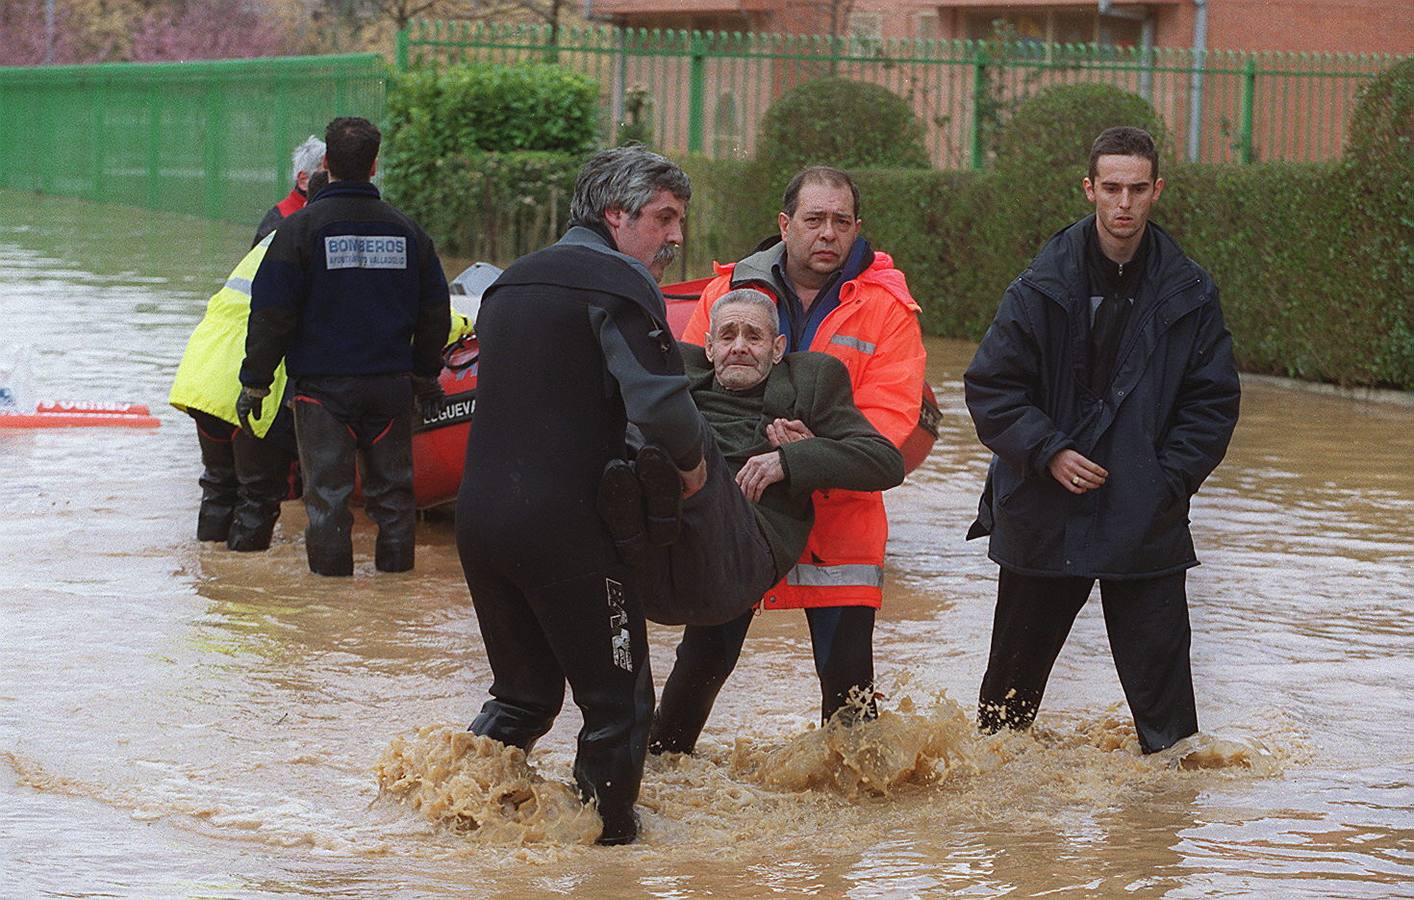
[604,207,626,230]
[771,333,786,363]
[704,334,716,361]
[778,211,790,239]
[370,157,378,178]
[1083,176,1096,203]
[1152,176,1164,203]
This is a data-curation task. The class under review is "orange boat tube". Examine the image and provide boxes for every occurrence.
[0,401,162,429]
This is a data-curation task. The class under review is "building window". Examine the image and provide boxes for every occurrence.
[965,9,1143,48]
[849,11,884,55]
[915,11,943,41]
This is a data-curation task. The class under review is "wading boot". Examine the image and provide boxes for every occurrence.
[226,511,276,552]
[595,805,641,846]
[197,497,235,543]
[194,416,239,542]
[575,769,642,846]
[634,445,681,547]
[375,540,414,573]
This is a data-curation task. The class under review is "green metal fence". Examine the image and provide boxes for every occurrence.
[400,22,1400,168]
[0,54,387,224]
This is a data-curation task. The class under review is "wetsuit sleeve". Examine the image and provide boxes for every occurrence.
[849,300,928,450]
[964,284,1075,476]
[411,235,451,378]
[241,222,303,390]
[1157,283,1241,497]
[778,354,904,493]
[590,302,704,470]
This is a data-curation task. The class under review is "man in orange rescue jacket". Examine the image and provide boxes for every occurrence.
[649,166,927,753]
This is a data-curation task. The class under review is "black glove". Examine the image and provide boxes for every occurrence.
[413,375,445,421]
[235,386,268,432]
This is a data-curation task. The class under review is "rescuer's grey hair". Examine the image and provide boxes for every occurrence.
[569,144,691,228]
[290,135,326,183]
[708,288,780,338]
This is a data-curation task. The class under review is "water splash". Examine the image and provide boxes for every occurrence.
[374,725,602,845]
[729,691,979,798]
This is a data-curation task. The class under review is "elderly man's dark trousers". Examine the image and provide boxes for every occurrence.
[650,604,877,754]
[977,568,1196,753]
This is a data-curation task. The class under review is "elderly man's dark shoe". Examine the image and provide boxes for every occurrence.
[635,444,681,546]
[598,459,648,566]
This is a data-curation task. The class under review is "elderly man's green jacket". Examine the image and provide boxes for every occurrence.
[680,342,904,579]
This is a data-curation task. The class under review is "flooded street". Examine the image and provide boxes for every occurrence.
[2,189,1411,897]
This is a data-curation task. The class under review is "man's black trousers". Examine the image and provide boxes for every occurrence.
[189,407,297,550]
[650,604,876,754]
[457,554,654,839]
[977,568,1197,753]
[292,374,415,576]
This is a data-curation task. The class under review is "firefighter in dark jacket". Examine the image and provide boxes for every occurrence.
[455,146,705,845]
[964,126,1240,754]
[239,116,450,577]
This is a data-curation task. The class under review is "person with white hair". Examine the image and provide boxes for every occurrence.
[252,134,325,247]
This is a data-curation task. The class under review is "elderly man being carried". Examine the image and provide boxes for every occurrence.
[599,287,905,634]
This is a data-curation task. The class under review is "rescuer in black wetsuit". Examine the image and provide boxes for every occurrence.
[455,146,706,846]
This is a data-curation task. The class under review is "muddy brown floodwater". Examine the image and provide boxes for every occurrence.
[2,190,1411,897]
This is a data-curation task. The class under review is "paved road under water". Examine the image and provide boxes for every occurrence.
[2,191,1411,897]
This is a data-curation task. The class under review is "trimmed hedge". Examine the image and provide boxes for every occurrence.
[757,77,930,180]
[382,63,596,259]
[678,76,1411,389]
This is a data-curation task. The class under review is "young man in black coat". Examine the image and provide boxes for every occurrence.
[964,126,1240,754]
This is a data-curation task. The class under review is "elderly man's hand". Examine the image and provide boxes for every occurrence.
[765,418,813,447]
[736,450,786,502]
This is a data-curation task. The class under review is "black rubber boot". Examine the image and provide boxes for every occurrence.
[192,412,238,542]
[574,764,642,846]
[374,540,414,573]
[594,803,641,846]
[572,638,654,846]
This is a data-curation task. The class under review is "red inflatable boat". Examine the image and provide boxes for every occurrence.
[408,274,940,509]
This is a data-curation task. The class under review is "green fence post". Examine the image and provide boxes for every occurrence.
[688,31,706,154]
[1239,56,1256,164]
[970,45,987,170]
[396,25,409,72]
[146,79,162,210]
[204,79,226,219]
